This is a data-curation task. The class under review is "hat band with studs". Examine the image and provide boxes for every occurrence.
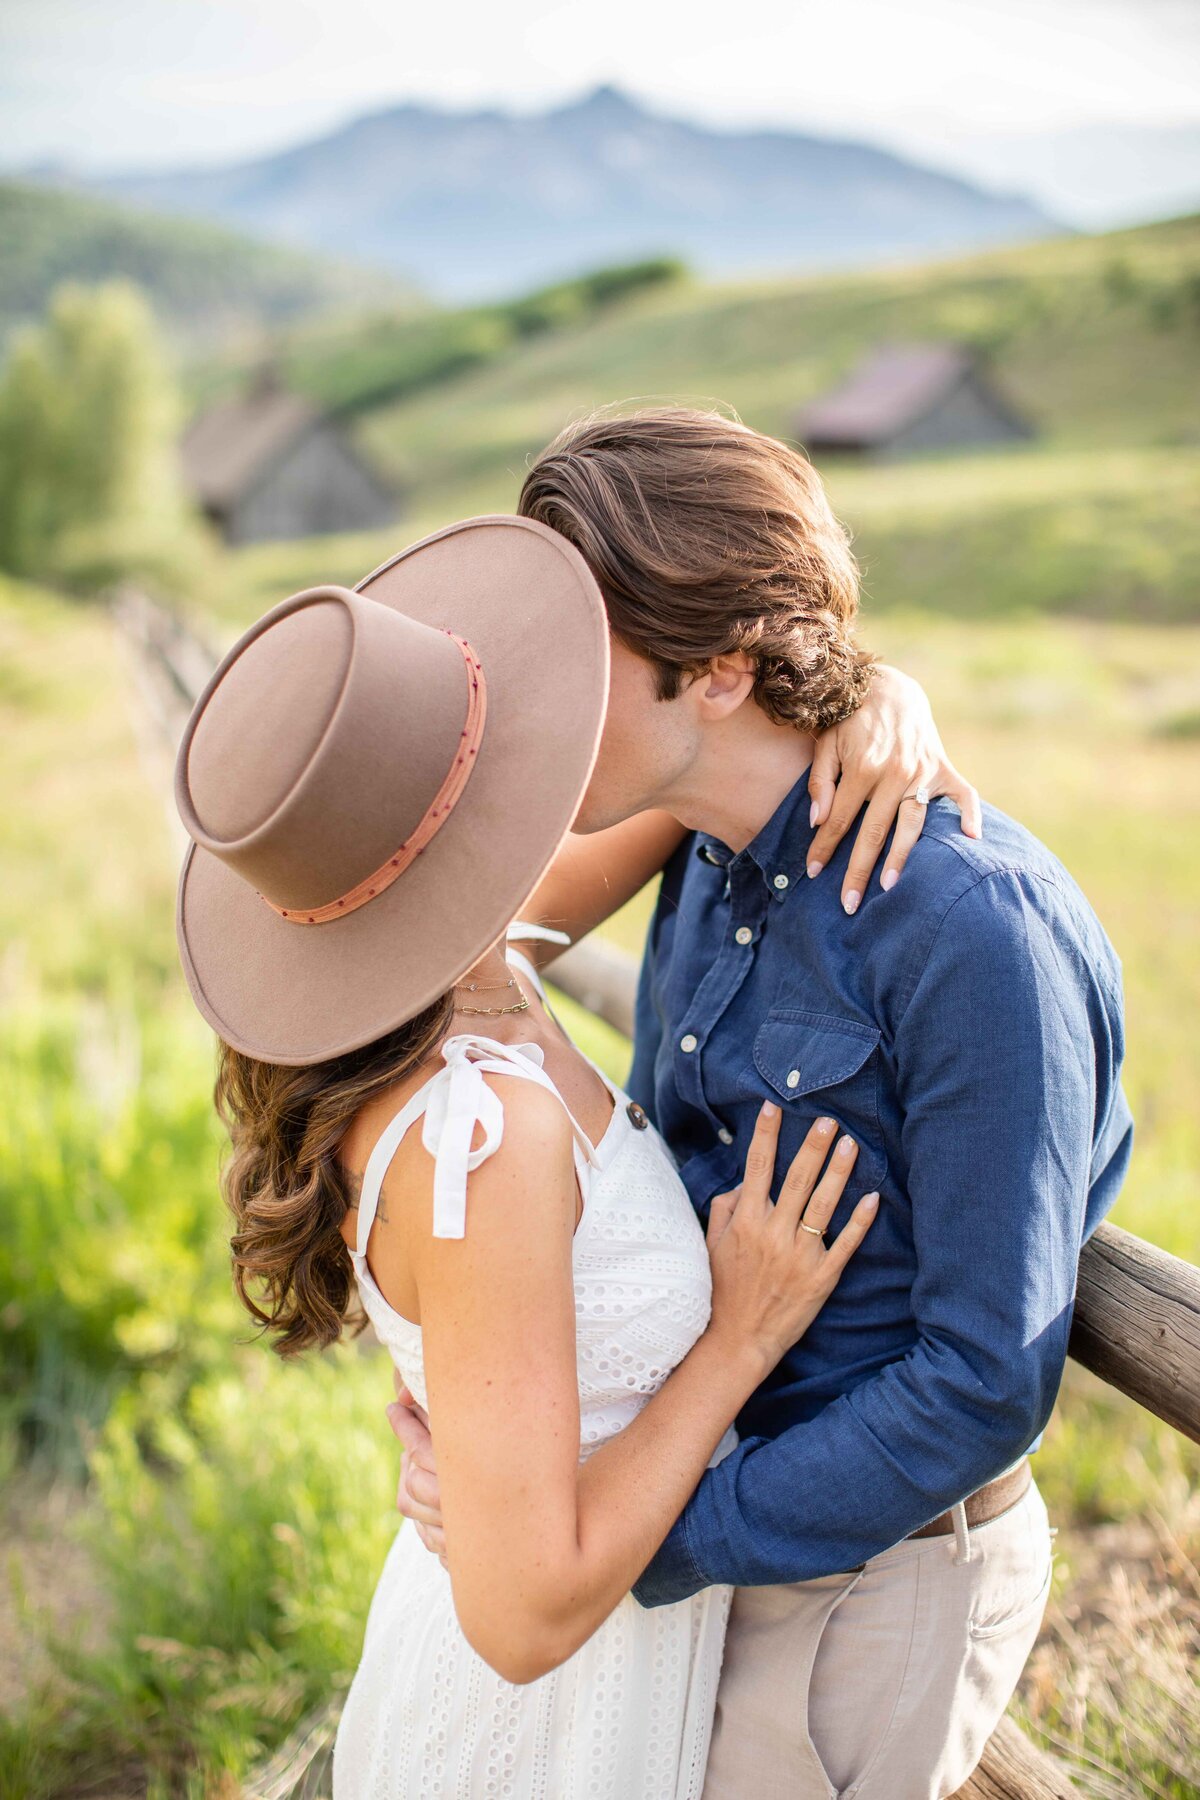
[260,631,487,926]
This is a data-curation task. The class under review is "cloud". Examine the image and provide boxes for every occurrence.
[0,0,1195,174]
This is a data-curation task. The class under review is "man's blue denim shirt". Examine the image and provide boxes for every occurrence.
[628,767,1133,1607]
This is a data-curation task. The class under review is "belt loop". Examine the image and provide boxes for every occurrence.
[951,1500,973,1565]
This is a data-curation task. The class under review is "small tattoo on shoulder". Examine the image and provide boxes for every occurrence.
[345,1169,390,1223]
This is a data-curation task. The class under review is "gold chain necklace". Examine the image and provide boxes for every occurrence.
[453,973,530,1016]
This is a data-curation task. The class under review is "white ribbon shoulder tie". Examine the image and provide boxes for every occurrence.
[419,1029,601,1239]
[421,1035,548,1238]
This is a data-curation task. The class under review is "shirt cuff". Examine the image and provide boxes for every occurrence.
[631,1509,708,1609]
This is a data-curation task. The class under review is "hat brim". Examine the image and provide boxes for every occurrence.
[176,514,610,1065]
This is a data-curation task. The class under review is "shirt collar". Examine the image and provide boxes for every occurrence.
[693,762,814,901]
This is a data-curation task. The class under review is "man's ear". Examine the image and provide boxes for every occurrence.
[690,652,757,721]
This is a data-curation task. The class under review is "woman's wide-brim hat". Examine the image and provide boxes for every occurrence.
[174,514,610,1065]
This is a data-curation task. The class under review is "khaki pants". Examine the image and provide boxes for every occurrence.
[701,1477,1053,1800]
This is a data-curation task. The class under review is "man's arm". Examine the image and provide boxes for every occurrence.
[633,870,1131,1604]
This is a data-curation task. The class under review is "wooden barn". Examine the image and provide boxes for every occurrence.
[180,374,398,545]
[797,344,1033,460]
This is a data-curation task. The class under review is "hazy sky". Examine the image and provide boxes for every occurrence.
[1,0,1196,176]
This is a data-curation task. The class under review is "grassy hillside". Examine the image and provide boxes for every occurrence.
[273,257,689,415]
[204,214,1199,627]
[361,211,1200,469]
[2,219,1197,1795]
[0,180,421,351]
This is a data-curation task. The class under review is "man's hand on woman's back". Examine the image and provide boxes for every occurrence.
[387,1372,447,1563]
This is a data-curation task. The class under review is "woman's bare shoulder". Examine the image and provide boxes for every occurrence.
[335,1050,446,1248]
[336,1048,574,1251]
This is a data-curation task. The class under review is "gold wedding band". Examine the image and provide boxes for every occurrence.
[799,1220,825,1237]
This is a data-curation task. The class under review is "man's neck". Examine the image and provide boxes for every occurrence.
[659,714,816,855]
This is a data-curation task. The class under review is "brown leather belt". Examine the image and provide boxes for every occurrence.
[907,1458,1032,1540]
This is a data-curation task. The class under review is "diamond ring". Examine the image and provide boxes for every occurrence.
[912,786,931,807]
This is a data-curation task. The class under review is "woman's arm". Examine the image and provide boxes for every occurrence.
[398,1093,875,1684]
[516,810,687,967]
[516,666,982,962]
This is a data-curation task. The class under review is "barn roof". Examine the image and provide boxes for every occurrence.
[180,383,322,511]
[799,343,981,448]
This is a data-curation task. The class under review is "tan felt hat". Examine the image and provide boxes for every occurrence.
[174,514,610,1065]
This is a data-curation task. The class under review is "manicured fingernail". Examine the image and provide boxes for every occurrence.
[863,1192,880,1211]
[809,801,820,828]
[762,1101,779,1117]
[843,890,860,915]
[881,869,899,893]
[816,1116,836,1135]
[837,1134,856,1158]
[807,860,824,880]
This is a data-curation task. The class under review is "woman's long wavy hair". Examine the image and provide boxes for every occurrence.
[215,990,455,1356]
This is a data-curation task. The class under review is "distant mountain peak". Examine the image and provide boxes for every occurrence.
[75,89,1057,303]
[558,82,646,119]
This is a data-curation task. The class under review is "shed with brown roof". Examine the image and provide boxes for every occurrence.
[796,343,1033,460]
[180,374,398,545]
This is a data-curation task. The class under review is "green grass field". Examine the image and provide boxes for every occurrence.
[1,212,1198,1795]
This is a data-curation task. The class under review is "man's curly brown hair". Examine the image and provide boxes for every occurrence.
[518,404,874,734]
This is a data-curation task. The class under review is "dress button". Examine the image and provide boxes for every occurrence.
[718,1127,733,1145]
[680,1033,698,1053]
[774,873,789,890]
[626,1101,649,1130]
[735,926,753,946]
[786,1069,801,1088]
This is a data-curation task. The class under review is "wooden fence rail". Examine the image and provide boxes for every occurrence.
[116,594,1198,1800]
[1069,1223,1200,1445]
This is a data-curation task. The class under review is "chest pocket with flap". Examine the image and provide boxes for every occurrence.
[751,1007,887,1192]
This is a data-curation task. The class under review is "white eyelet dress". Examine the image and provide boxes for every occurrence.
[331,929,736,1800]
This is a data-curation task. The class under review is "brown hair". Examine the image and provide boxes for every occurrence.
[519,403,873,733]
[215,991,455,1356]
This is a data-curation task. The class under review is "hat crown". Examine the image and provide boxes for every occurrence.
[176,586,471,912]
[186,598,352,844]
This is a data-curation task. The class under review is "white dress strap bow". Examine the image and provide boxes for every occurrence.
[422,1036,538,1236]
[420,1033,599,1239]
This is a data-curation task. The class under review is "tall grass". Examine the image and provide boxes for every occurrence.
[1,215,1198,1787]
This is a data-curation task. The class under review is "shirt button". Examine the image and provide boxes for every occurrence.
[786,1069,801,1088]
[774,873,789,890]
[680,1033,698,1053]
[718,1127,734,1145]
[735,926,753,945]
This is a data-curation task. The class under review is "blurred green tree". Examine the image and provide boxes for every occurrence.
[0,280,206,592]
